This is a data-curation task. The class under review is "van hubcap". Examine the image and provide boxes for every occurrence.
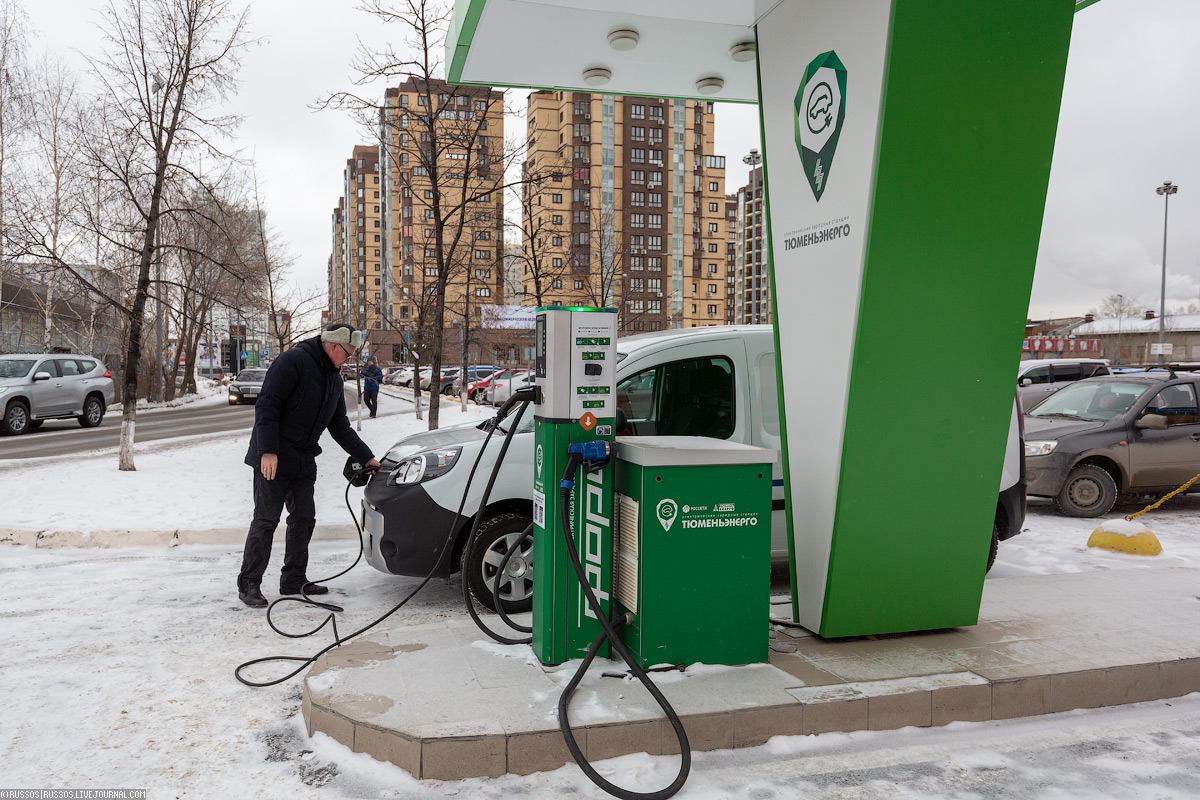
[1068,477,1100,507]
[481,532,534,602]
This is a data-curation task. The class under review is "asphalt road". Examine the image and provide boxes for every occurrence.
[0,387,362,461]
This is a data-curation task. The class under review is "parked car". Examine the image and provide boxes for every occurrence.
[228,368,268,405]
[437,368,462,395]
[451,366,496,397]
[416,367,437,391]
[362,326,1025,612]
[0,353,117,435]
[464,368,511,403]
[1017,358,1110,408]
[486,369,534,406]
[197,367,226,381]
[1024,371,1200,517]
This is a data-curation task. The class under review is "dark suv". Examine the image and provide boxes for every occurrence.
[1024,371,1200,516]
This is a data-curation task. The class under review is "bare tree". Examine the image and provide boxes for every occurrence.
[507,159,571,307]
[0,0,28,338]
[321,0,538,430]
[1089,293,1144,320]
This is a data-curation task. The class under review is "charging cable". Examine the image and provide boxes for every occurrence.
[235,394,528,687]
[555,443,691,800]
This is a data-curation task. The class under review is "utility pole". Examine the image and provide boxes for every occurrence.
[1155,180,1178,365]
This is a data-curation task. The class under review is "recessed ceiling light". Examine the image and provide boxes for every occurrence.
[608,28,640,51]
[583,67,612,87]
[696,75,724,95]
[730,41,757,62]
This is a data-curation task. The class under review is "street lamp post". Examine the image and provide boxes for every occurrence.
[1115,293,1123,365]
[742,148,763,324]
[1155,180,1178,364]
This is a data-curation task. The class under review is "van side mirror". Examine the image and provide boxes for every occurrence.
[1020,377,1032,387]
[33,371,51,381]
[1136,413,1168,431]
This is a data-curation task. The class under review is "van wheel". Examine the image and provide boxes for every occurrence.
[1054,465,1117,518]
[2,400,30,435]
[986,523,999,573]
[78,396,105,428]
[462,513,534,614]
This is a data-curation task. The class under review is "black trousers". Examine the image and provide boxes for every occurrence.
[363,389,379,417]
[237,469,317,592]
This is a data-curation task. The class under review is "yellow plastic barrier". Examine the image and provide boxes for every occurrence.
[1087,519,1162,556]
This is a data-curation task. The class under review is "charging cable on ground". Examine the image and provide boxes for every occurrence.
[555,442,691,800]
[235,391,533,687]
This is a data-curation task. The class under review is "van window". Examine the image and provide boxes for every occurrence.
[1051,364,1081,383]
[617,357,734,439]
[1023,366,1051,385]
[56,359,82,376]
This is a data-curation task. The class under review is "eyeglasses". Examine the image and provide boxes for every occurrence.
[338,344,356,358]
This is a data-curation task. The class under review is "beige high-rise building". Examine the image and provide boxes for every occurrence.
[377,77,506,363]
[523,91,730,332]
[327,146,383,333]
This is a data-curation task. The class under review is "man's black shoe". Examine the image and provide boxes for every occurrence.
[280,581,329,596]
[239,586,268,607]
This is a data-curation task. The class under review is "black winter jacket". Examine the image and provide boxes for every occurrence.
[244,337,374,478]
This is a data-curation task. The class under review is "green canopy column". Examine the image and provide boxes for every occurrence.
[757,0,1076,636]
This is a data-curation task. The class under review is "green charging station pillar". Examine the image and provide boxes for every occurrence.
[614,436,774,668]
[532,306,618,666]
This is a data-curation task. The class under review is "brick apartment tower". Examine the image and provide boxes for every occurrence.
[523,92,731,332]
[377,77,506,364]
[328,146,382,334]
[732,165,770,325]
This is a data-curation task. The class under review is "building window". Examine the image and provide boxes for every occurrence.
[708,264,718,275]
[630,104,645,119]
[475,287,491,297]
[552,278,562,289]
[573,188,588,202]
[552,193,562,203]
[631,170,645,184]
[574,279,584,290]
[630,278,644,292]
[649,193,662,207]
[648,172,663,188]
[474,249,491,259]
[708,243,718,252]
[475,100,487,111]
[708,283,717,294]
[649,128,663,144]
[648,278,661,292]
[709,181,719,192]
[475,230,491,240]
[709,202,718,212]
[552,235,562,246]
[709,223,718,234]
[552,257,563,267]
[648,106,663,121]
[631,148,645,163]
[631,192,645,206]
[648,214,662,228]
[648,236,663,250]
[648,257,662,270]
[425,266,438,275]
[648,299,661,313]
[631,126,645,141]
[630,235,645,249]
[631,213,645,227]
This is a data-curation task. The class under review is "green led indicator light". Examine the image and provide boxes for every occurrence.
[576,386,610,395]
[574,337,612,346]
[582,400,605,409]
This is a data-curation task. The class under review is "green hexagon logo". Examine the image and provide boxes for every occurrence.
[794,50,847,202]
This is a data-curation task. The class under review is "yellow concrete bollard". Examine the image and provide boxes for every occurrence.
[1087,518,1163,556]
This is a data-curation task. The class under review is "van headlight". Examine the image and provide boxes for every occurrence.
[387,447,462,485]
[1024,440,1057,457]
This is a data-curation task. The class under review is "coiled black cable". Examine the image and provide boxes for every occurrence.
[555,453,691,800]
[459,396,537,645]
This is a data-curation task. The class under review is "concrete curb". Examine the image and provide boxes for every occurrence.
[0,524,360,549]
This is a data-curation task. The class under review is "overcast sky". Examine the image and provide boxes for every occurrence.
[24,0,1197,322]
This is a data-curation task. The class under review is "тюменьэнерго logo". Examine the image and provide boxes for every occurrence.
[794,50,846,202]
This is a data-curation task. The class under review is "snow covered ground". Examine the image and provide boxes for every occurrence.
[0,538,1198,799]
[3,411,1200,797]
[0,403,492,532]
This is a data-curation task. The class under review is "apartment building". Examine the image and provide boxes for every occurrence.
[523,91,730,332]
[377,77,506,360]
[328,146,383,333]
[732,165,771,324]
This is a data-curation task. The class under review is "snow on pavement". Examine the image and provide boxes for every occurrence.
[0,404,492,532]
[2,539,1199,799]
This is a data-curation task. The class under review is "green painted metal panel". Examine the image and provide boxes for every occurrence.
[818,0,1076,637]
[614,460,771,668]
[446,0,488,85]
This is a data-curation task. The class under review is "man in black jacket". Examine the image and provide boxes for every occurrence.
[237,323,380,607]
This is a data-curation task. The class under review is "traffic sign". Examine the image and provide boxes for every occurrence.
[262,349,270,358]
[240,351,248,359]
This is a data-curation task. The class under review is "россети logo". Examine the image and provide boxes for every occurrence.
[794,50,846,202]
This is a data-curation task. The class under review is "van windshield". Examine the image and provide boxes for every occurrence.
[1029,380,1150,420]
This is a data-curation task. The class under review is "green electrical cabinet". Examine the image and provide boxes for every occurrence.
[613,436,775,669]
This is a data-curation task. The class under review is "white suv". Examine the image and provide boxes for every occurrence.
[0,354,117,435]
